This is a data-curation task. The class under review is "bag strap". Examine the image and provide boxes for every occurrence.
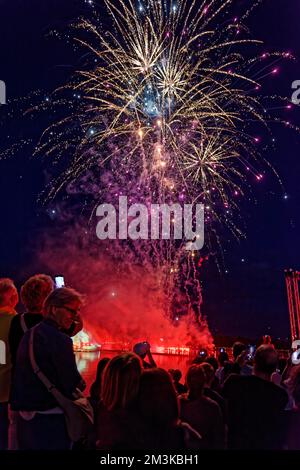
[28,327,57,393]
[20,314,28,333]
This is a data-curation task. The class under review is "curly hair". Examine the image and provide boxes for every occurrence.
[20,274,54,312]
[0,278,17,307]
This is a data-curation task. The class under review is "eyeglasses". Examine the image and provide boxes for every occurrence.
[61,305,80,317]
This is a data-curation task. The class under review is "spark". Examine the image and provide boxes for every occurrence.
[27,0,294,242]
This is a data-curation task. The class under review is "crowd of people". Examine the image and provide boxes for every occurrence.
[1,274,300,450]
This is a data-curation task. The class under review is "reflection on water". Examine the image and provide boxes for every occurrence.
[75,351,193,395]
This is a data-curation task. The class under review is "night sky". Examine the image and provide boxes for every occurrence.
[0,0,299,341]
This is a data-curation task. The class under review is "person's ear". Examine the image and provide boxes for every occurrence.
[51,305,58,315]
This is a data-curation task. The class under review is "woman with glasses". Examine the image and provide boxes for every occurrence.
[10,287,85,449]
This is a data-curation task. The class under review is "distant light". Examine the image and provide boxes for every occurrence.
[283,194,289,200]
[272,68,279,74]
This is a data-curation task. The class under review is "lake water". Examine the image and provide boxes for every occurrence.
[75,351,193,394]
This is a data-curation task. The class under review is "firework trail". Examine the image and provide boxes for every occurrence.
[35,0,290,226]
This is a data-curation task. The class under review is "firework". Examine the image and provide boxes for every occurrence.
[31,0,293,242]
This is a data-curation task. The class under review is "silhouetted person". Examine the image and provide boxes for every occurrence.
[283,365,300,449]
[223,345,288,449]
[133,341,156,368]
[201,362,227,421]
[169,369,187,395]
[138,368,201,449]
[216,351,229,385]
[96,352,145,450]
[232,341,252,376]
[179,364,225,449]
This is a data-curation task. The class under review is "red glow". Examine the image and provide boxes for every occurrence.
[38,236,214,354]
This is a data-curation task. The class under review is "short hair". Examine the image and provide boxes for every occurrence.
[201,362,215,383]
[233,342,247,359]
[101,353,142,411]
[21,274,54,312]
[43,287,83,316]
[172,369,182,382]
[186,364,206,398]
[254,345,278,375]
[0,278,17,307]
[138,368,179,427]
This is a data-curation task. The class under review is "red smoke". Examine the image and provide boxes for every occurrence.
[36,228,214,352]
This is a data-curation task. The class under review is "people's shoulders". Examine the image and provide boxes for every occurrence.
[23,312,43,327]
[179,393,220,411]
[200,394,223,417]
[40,320,72,342]
[9,313,21,332]
[250,374,287,395]
[243,375,288,406]
[222,372,244,394]
[268,380,289,405]
[205,388,225,406]
[11,312,43,331]
[33,321,73,353]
